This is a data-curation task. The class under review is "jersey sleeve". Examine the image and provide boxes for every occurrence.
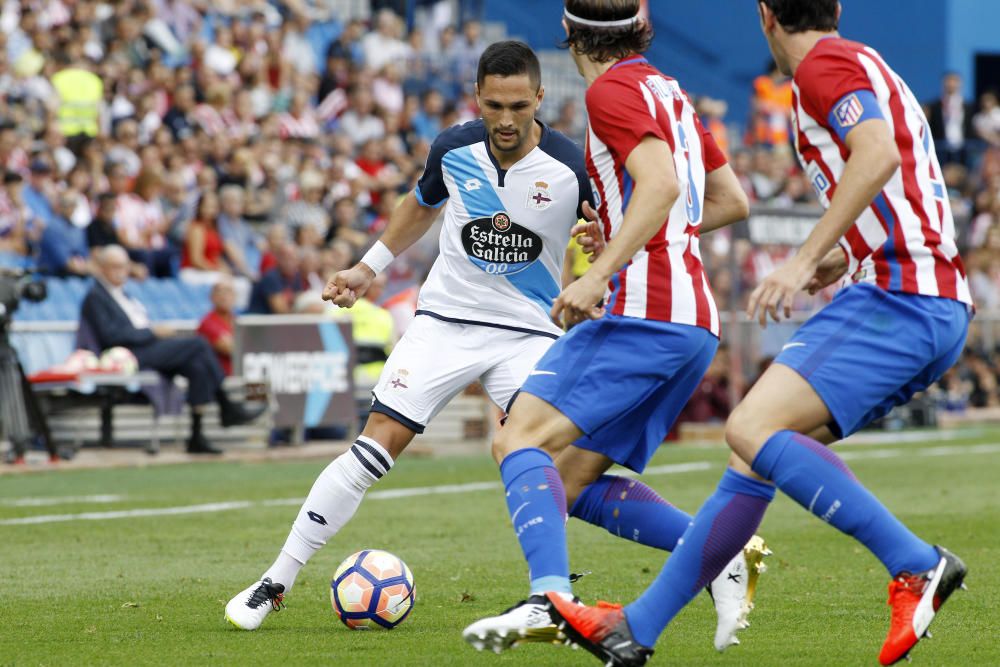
[696,115,727,172]
[586,76,670,164]
[414,134,451,208]
[796,48,883,140]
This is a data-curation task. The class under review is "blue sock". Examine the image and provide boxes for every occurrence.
[752,430,939,576]
[625,468,775,648]
[570,475,691,551]
[500,448,571,595]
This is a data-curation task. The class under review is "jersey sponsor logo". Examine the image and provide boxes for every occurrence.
[464,178,482,192]
[492,211,511,232]
[834,94,864,128]
[525,180,553,211]
[461,212,543,276]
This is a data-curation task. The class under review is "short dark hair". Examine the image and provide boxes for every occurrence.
[562,0,652,64]
[758,0,839,34]
[476,41,541,91]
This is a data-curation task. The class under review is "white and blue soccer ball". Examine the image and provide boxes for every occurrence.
[330,549,415,630]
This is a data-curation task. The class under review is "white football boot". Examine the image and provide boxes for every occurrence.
[708,535,772,651]
[463,593,575,653]
[225,578,286,630]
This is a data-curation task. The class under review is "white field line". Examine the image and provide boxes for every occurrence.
[0,494,125,507]
[2,445,998,527]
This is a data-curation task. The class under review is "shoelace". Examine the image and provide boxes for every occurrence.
[886,574,926,606]
[247,583,285,612]
[596,601,623,611]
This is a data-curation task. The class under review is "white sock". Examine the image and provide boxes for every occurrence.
[263,437,394,593]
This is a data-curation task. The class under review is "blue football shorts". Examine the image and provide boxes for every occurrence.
[520,315,718,473]
[775,283,971,438]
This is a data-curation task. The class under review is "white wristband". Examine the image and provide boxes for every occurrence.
[360,240,395,275]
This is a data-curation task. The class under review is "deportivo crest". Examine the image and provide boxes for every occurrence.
[834,94,864,128]
[526,181,553,211]
[388,368,410,390]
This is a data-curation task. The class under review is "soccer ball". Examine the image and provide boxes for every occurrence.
[99,346,139,374]
[63,349,100,373]
[330,549,415,630]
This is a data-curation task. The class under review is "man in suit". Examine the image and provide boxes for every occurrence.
[81,245,265,454]
[927,72,975,167]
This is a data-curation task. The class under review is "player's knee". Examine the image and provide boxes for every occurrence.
[725,404,771,463]
[361,412,415,460]
[490,430,512,465]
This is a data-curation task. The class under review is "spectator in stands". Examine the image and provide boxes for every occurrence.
[279,170,329,237]
[22,158,57,236]
[162,83,196,140]
[198,278,237,376]
[339,84,386,148]
[81,245,265,454]
[37,189,91,277]
[362,9,411,72]
[928,72,975,166]
[161,170,195,248]
[326,196,368,248]
[49,51,103,139]
[278,90,321,141]
[411,89,445,143]
[259,223,290,275]
[179,191,250,306]
[452,19,486,91]
[107,118,142,176]
[747,60,792,147]
[113,165,175,278]
[974,90,1000,149]
[0,171,28,257]
[247,240,306,314]
[86,192,122,248]
[217,185,261,281]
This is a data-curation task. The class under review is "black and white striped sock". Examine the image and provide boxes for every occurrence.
[267,436,395,592]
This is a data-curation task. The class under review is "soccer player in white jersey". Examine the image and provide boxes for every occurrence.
[225,40,756,643]
[462,1,767,657]
[548,2,970,666]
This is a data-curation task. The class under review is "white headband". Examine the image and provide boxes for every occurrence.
[564,8,640,28]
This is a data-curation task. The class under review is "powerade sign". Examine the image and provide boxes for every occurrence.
[461,211,542,275]
[234,315,355,428]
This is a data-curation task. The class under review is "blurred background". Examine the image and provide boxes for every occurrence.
[3,0,1000,459]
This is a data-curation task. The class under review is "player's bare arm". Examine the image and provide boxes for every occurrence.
[700,164,750,233]
[551,136,679,328]
[747,117,901,326]
[322,192,440,308]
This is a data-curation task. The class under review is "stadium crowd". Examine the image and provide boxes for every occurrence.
[2,1,999,413]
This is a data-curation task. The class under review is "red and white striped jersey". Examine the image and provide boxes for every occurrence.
[792,37,972,304]
[586,57,726,335]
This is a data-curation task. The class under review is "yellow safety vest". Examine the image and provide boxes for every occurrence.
[348,298,394,387]
[51,68,103,137]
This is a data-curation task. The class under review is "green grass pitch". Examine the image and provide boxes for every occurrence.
[2,429,999,666]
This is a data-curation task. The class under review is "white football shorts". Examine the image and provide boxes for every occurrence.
[370,313,555,432]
